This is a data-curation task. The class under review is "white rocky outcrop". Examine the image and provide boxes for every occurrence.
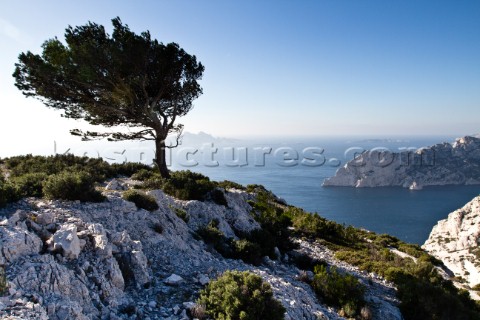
[323,135,480,188]
[0,187,402,319]
[48,224,81,260]
[423,195,480,298]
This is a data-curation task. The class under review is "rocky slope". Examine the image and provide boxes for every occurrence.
[423,195,480,299]
[0,179,402,320]
[323,136,480,189]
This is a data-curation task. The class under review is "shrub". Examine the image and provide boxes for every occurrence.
[122,190,159,211]
[162,170,216,201]
[130,168,156,181]
[232,239,263,265]
[209,188,228,206]
[11,172,48,198]
[0,265,7,296]
[110,162,152,177]
[3,154,151,182]
[43,171,105,202]
[140,176,164,190]
[311,265,365,317]
[197,271,285,320]
[5,154,112,182]
[172,206,189,222]
[196,220,233,257]
[217,180,245,190]
[0,178,20,208]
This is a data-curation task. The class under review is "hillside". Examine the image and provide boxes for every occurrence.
[0,155,479,320]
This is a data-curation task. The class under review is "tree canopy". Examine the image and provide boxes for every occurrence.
[13,17,204,178]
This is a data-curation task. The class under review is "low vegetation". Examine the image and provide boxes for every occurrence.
[197,270,285,320]
[246,186,480,320]
[0,154,151,206]
[43,171,105,202]
[311,265,366,318]
[122,190,159,211]
[0,265,7,296]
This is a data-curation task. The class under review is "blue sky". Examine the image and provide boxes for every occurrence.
[0,0,479,155]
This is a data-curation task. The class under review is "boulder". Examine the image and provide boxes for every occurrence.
[50,224,81,260]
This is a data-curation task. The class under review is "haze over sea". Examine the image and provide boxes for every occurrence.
[167,133,480,245]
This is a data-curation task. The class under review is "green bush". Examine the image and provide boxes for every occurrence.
[0,265,7,296]
[11,172,48,198]
[0,178,20,208]
[122,189,159,211]
[172,206,189,222]
[312,265,365,317]
[43,170,105,202]
[209,188,228,206]
[130,168,156,181]
[217,180,245,190]
[110,162,152,177]
[232,239,263,265]
[3,154,151,182]
[197,270,285,320]
[140,176,164,190]
[162,170,216,201]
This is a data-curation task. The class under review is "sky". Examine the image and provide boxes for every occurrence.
[0,0,479,156]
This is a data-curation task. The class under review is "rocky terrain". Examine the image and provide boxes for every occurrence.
[423,195,480,300]
[0,179,403,320]
[323,136,480,189]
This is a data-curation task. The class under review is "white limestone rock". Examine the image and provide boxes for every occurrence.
[423,195,480,296]
[164,274,184,286]
[50,224,81,260]
[1,224,42,263]
[324,135,480,188]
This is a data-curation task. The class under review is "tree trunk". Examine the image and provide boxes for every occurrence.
[155,137,170,178]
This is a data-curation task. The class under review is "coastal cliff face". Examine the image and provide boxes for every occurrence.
[323,136,480,189]
[423,195,480,298]
[0,180,402,320]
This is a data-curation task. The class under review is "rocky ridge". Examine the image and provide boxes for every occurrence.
[0,179,402,320]
[423,195,480,299]
[323,136,480,189]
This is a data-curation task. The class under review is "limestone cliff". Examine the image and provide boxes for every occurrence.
[423,195,480,299]
[323,136,480,189]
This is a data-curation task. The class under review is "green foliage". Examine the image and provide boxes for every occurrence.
[312,265,365,317]
[232,239,263,266]
[130,168,156,181]
[196,220,233,257]
[110,162,153,178]
[11,172,48,198]
[333,237,480,320]
[122,190,159,211]
[0,177,21,208]
[209,188,228,207]
[217,180,245,190]
[171,206,189,222]
[0,265,7,296]
[162,170,217,202]
[4,154,113,181]
[248,190,295,254]
[13,17,204,178]
[197,271,285,320]
[43,171,105,202]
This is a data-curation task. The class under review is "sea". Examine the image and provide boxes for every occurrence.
[166,134,480,245]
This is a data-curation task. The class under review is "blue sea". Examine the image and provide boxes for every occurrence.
[168,135,480,245]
